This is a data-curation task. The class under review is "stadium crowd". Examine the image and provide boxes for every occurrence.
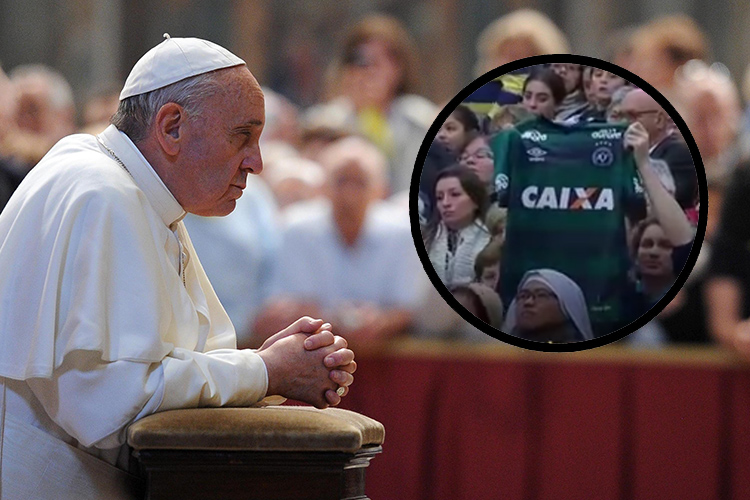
[0,10,748,349]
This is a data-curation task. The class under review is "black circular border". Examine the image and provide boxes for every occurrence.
[409,54,708,353]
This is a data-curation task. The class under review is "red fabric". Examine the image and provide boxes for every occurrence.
[335,350,740,500]
[629,366,724,500]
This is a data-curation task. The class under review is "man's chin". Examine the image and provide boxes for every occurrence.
[190,200,237,217]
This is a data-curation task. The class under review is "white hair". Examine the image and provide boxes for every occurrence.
[9,63,74,111]
[319,135,388,188]
[111,70,224,143]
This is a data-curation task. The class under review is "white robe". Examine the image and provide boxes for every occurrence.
[0,125,269,499]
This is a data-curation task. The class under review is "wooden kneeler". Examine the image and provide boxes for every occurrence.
[127,406,385,500]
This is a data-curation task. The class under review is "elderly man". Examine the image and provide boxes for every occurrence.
[0,36,355,499]
[252,136,422,353]
[619,88,697,209]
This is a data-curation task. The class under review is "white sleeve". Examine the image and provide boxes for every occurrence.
[157,348,268,411]
[26,348,268,449]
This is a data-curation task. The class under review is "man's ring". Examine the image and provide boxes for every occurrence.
[336,386,346,396]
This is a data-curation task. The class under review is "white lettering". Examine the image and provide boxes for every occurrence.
[573,188,593,209]
[594,188,614,210]
[559,187,571,208]
[521,130,548,142]
[519,186,616,211]
[521,186,538,208]
[591,128,623,140]
[537,187,558,209]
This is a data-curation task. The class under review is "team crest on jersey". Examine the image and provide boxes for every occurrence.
[526,147,547,162]
[521,129,548,142]
[592,146,614,167]
[521,186,615,211]
[495,173,509,193]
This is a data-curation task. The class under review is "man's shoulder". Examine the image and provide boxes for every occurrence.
[15,134,143,216]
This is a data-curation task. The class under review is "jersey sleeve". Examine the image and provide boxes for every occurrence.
[622,150,648,221]
[491,128,522,208]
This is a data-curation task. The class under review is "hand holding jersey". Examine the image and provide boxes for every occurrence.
[624,121,694,247]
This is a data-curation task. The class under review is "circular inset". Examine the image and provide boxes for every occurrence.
[411,55,706,351]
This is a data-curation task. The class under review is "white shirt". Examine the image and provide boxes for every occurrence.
[270,200,423,311]
[0,126,269,496]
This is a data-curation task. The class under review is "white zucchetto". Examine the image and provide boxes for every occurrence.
[119,34,245,100]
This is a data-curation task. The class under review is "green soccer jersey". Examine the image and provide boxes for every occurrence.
[492,117,644,337]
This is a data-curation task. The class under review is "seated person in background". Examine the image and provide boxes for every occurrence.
[619,88,697,210]
[485,204,507,246]
[488,103,534,133]
[520,66,566,120]
[252,136,422,353]
[705,162,750,356]
[502,269,594,342]
[657,171,725,344]
[435,104,480,159]
[7,64,77,168]
[551,62,588,122]
[459,134,495,198]
[305,14,437,193]
[628,217,691,313]
[474,9,570,75]
[452,283,504,330]
[606,85,635,123]
[183,174,281,347]
[262,154,326,210]
[422,166,491,289]
[623,123,695,319]
[419,139,455,225]
[474,239,502,290]
[568,68,629,124]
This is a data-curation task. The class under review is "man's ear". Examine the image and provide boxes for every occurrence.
[153,102,185,157]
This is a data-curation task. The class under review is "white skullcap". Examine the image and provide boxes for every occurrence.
[119,34,245,100]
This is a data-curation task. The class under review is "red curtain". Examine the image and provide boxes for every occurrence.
[332,344,749,500]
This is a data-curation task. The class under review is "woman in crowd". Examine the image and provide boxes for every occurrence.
[423,166,490,289]
[474,9,570,76]
[568,68,629,123]
[458,134,495,196]
[502,269,594,342]
[520,66,567,120]
[436,104,480,158]
[551,63,588,122]
[629,217,691,312]
[305,14,437,193]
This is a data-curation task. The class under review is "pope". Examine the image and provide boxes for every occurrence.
[0,35,355,499]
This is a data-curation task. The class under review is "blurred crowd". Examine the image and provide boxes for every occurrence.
[1,10,750,351]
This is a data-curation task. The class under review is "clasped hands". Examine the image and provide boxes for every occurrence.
[256,316,356,409]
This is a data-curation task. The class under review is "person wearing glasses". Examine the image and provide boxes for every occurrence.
[502,268,594,343]
[619,88,696,210]
[459,135,495,195]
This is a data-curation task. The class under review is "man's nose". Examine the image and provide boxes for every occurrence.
[242,150,263,175]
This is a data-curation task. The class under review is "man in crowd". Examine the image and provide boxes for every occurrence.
[252,136,422,353]
[0,36,355,499]
[619,88,697,209]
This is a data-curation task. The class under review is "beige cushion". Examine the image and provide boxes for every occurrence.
[127,407,385,453]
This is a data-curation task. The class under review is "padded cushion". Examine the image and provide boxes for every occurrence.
[127,406,385,453]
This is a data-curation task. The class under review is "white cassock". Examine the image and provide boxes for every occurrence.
[0,125,270,499]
